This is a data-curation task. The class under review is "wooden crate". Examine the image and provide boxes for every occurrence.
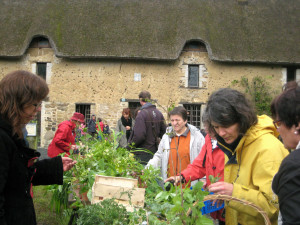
[91,175,145,212]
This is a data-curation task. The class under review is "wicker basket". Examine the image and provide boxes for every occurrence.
[203,194,271,225]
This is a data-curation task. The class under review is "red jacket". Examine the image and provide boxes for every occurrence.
[48,120,76,158]
[96,121,104,132]
[181,134,224,221]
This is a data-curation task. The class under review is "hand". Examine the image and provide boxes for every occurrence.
[208,181,233,196]
[71,145,78,150]
[165,176,181,185]
[61,157,77,171]
[125,126,131,130]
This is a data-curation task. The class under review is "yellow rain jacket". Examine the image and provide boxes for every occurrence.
[222,115,288,225]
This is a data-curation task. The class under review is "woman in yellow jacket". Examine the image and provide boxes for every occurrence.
[205,88,288,225]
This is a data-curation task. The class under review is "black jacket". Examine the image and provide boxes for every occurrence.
[0,116,63,225]
[272,149,300,225]
[127,103,166,164]
[88,119,96,133]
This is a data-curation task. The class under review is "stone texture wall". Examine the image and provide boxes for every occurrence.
[0,47,284,147]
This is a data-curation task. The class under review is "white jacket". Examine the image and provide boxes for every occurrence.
[147,124,205,186]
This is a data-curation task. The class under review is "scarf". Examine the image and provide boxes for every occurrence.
[216,135,242,165]
[121,116,132,140]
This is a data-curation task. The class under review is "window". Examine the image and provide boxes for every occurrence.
[36,63,47,80]
[183,41,207,52]
[29,37,51,48]
[188,65,199,87]
[76,104,91,125]
[287,67,297,82]
[183,104,202,129]
[128,101,141,119]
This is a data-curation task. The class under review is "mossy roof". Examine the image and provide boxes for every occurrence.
[0,0,299,64]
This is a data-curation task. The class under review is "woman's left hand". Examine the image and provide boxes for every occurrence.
[125,126,131,130]
[208,182,233,196]
[61,157,77,171]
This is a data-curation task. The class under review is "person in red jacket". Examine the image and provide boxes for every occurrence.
[165,113,225,224]
[48,112,85,157]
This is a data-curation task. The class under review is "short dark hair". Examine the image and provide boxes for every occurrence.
[168,106,188,121]
[271,81,300,129]
[139,91,151,102]
[202,111,214,135]
[205,88,257,135]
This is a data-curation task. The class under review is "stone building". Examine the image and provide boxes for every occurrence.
[0,0,299,147]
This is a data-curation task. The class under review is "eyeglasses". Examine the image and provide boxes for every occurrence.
[273,120,282,129]
[32,102,42,110]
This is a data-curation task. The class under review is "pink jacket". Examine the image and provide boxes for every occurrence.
[48,120,76,157]
[181,134,224,221]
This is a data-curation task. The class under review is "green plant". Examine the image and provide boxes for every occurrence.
[146,181,213,225]
[76,199,129,225]
[48,131,161,218]
[231,76,277,115]
[208,174,221,184]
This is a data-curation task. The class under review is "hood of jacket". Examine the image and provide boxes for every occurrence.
[58,120,76,130]
[141,102,155,110]
[166,123,199,137]
[236,115,279,154]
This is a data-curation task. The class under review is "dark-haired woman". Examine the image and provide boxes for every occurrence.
[116,108,134,148]
[204,88,288,225]
[146,106,205,187]
[271,81,300,224]
[0,70,76,225]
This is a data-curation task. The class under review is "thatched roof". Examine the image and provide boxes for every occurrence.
[0,0,299,64]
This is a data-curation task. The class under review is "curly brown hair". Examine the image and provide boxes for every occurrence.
[0,70,49,137]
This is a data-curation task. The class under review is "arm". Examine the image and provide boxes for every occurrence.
[53,124,73,152]
[32,157,64,185]
[115,119,121,133]
[32,157,76,186]
[146,134,167,169]
[181,142,207,182]
[159,115,166,138]
[228,159,282,219]
[128,114,146,147]
[0,136,12,225]
[273,155,300,224]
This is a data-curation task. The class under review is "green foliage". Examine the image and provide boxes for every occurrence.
[208,174,221,184]
[33,186,70,225]
[47,131,213,224]
[231,75,277,116]
[146,181,213,225]
[76,199,129,225]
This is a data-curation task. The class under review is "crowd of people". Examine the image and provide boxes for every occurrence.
[0,69,299,225]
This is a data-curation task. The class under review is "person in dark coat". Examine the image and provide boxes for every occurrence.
[0,70,76,225]
[127,91,166,165]
[87,114,97,137]
[271,81,300,224]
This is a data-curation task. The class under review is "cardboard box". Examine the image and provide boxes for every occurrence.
[91,175,145,212]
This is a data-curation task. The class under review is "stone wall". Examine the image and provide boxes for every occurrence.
[0,47,284,147]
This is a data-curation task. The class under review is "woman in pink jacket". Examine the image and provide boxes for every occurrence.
[48,112,85,157]
[165,113,225,223]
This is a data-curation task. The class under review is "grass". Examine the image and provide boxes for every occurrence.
[33,186,70,225]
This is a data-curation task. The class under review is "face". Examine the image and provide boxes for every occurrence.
[211,121,240,144]
[170,114,187,134]
[22,102,42,124]
[123,113,129,120]
[275,120,299,149]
